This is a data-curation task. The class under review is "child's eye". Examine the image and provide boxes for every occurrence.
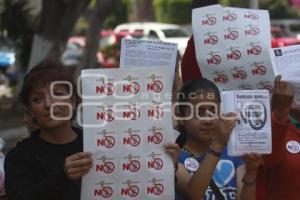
[53,90,68,96]
[32,96,43,103]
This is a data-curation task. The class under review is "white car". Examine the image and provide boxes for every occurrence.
[114,22,191,57]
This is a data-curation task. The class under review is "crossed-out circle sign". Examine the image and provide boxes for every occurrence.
[103,161,115,174]
[129,160,141,172]
[208,35,218,45]
[153,80,163,93]
[104,110,115,122]
[129,134,141,146]
[207,17,217,25]
[128,185,139,197]
[130,108,140,120]
[101,187,113,198]
[252,45,262,55]
[153,158,164,170]
[129,82,140,94]
[229,31,238,40]
[212,55,221,64]
[153,132,163,144]
[232,50,241,60]
[104,83,114,95]
[153,183,164,195]
[103,136,115,148]
[153,107,164,119]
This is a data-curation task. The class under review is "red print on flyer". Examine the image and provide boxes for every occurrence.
[207,51,222,65]
[122,154,141,173]
[227,47,241,60]
[121,181,140,198]
[213,71,229,83]
[147,74,164,93]
[223,11,237,22]
[231,67,247,80]
[147,178,165,196]
[96,132,116,149]
[147,127,164,144]
[244,12,259,20]
[95,77,115,95]
[123,105,140,120]
[202,14,217,26]
[96,106,115,122]
[251,62,266,76]
[245,25,260,36]
[147,152,164,171]
[247,42,262,55]
[123,128,141,147]
[224,28,239,40]
[96,156,115,174]
[122,81,140,94]
[148,105,164,119]
[94,182,114,198]
[204,32,218,45]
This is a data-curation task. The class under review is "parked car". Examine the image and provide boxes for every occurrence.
[114,22,191,57]
[271,19,300,39]
[271,26,300,47]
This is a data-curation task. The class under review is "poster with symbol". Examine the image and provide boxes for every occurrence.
[221,90,272,156]
[269,44,300,107]
[193,4,276,91]
[80,67,175,200]
[120,39,178,84]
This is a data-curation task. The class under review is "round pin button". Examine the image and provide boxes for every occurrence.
[286,141,300,154]
[184,157,199,172]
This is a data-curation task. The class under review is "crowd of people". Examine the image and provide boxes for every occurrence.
[1,0,299,200]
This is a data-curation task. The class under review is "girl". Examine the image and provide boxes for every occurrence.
[173,79,262,200]
[4,60,92,200]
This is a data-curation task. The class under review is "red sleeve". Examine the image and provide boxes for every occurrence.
[181,36,202,84]
[263,112,289,167]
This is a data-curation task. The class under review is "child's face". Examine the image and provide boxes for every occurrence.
[28,83,75,129]
[182,90,221,143]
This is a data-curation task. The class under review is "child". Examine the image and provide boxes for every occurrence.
[172,79,262,200]
[4,60,92,200]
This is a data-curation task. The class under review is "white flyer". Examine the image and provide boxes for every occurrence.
[269,45,300,107]
[120,38,178,83]
[80,67,175,200]
[192,4,275,91]
[221,90,272,156]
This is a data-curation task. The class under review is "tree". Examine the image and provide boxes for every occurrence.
[81,0,119,70]
[130,0,155,22]
[28,0,90,71]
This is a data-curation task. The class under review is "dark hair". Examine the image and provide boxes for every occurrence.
[192,0,219,9]
[175,78,220,147]
[20,59,77,107]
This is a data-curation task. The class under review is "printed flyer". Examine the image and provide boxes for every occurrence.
[80,67,175,200]
[222,90,272,156]
[193,4,275,91]
[120,39,178,83]
[269,45,300,107]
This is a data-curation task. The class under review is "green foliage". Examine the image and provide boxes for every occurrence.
[0,0,36,39]
[153,0,193,24]
[261,0,299,19]
[103,0,129,28]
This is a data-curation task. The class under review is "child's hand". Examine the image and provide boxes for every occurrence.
[272,75,294,122]
[164,143,180,169]
[211,112,238,151]
[64,152,93,181]
[243,153,263,173]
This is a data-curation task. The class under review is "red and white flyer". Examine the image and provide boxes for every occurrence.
[80,67,175,200]
[193,4,275,91]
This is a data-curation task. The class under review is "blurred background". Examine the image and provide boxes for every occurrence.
[0,0,300,152]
